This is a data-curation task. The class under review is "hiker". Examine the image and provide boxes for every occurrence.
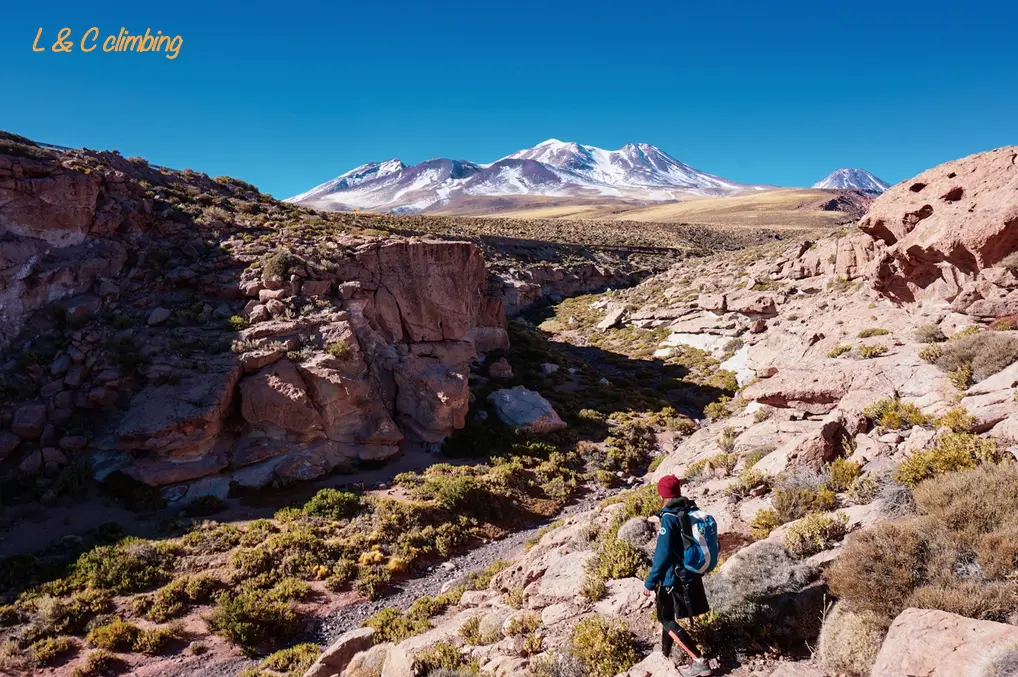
[642,474,717,677]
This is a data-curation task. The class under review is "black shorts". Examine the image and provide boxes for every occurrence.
[656,574,710,621]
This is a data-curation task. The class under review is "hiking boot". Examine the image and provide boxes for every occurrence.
[677,658,712,676]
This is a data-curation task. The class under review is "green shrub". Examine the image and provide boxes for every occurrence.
[133,625,181,655]
[726,468,772,499]
[505,613,541,636]
[259,643,319,675]
[205,592,299,653]
[936,407,975,433]
[773,486,836,523]
[785,513,849,557]
[29,636,77,666]
[227,315,249,331]
[827,459,862,492]
[704,398,731,421]
[363,608,430,644]
[750,509,782,540]
[828,345,852,358]
[569,616,638,677]
[895,433,1004,487]
[73,538,172,594]
[858,344,888,359]
[302,488,362,520]
[950,364,974,389]
[261,250,304,279]
[183,522,242,553]
[858,328,889,338]
[687,453,738,480]
[70,649,119,677]
[863,398,928,430]
[919,344,944,363]
[413,641,477,674]
[753,407,773,422]
[86,618,140,651]
[325,342,351,358]
[459,616,501,645]
[581,534,645,602]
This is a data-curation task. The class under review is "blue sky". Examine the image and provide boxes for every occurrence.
[2,0,1015,198]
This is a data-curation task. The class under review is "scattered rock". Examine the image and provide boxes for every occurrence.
[146,307,171,325]
[487,387,567,433]
[488,358,513,379]
[11,403,47,439]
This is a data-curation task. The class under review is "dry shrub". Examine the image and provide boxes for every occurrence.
[703,541,822,651]
[936,331,1018,381]
[818,601,885,677]
[985,644,1018,677]
[976,521,1018,580]
[828,518,955,626]
[912,463,1018,543]
[905,580,1018,623]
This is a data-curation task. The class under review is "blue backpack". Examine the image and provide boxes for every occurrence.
[677,508,720,575]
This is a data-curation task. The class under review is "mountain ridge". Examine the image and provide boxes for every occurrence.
[287,139,769,214]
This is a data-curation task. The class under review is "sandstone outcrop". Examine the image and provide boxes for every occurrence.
[0,140,513,498]
[871,608,1018,677]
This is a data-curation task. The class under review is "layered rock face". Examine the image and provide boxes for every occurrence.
[772,146,1018,315]
[0,140,508,501]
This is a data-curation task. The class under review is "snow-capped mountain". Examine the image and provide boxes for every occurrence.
[812,168,889,195]
[504,139,745,193]
[287,140,764,213]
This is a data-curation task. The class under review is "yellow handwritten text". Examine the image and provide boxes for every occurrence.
[31,27,183,59]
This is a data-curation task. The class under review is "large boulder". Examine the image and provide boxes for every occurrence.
[862,146,1018,306]
[487,387,567,433]
[302,627,374,677]
[871,608,1018,677]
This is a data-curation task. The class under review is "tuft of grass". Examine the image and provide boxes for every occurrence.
[858,328,890,338]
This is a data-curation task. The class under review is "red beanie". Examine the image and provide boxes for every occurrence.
[657,475,682,498]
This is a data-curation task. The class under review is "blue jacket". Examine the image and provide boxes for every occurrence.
[644,497,695,590]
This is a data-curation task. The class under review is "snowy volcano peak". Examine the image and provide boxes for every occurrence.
[812,168,889,195]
